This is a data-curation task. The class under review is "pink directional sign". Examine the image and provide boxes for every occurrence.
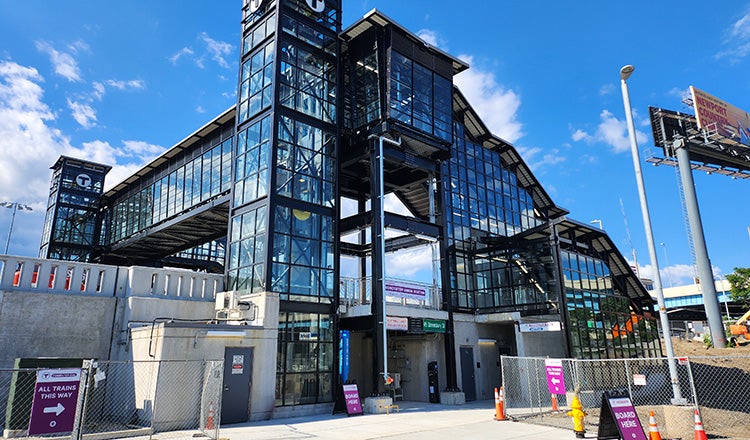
[28,368,81,435]
[544,359,566,395]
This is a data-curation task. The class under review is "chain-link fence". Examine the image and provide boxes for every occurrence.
[1,359,223,440]
[501,355,750,439]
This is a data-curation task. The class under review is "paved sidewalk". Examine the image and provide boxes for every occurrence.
[218,400,574,440]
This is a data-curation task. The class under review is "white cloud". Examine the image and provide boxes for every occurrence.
[67,40,90,54]
[91,79,146,101]
[196,105,206,114]
[599,84,615,96]
[169,47,195,65]
[715,12,750,61]
[0,60,162,207]
[454,55,524,143]
[416,29,441,48]
[66,98,97,128]
[104,79,145,91]
[635,262,721,287]
[571,128,592,142]
[386,246,434,278]
[122,140,163,159]
[571,109,648,154]
[35,40,82,82]
[0,61,73,203]
[199,32,233,69]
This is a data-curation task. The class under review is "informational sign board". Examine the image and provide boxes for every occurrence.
[342,384,363,416]
[544,359,566,395]
[339,330,350,383]
[423,319,446,333]
[28,368,82,435]
[597,390,647,440]
[385,281,427,301]
[386,316,408,331]
[519,321,561,332]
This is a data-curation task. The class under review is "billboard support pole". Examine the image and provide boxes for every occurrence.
[620,65,685,404]
[674,138,726,348]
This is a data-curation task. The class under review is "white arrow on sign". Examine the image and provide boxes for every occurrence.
[551,378,560,385]
[43,403,65,416]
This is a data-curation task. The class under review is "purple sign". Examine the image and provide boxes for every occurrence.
[28,368,81,435]
[544,359,566,395]
[608,397,647,440]
[342,384,362,415]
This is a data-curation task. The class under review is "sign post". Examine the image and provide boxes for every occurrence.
[28,368,82,435]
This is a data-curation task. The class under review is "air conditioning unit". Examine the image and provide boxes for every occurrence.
[215,291,257,322]
[215,291,239,311]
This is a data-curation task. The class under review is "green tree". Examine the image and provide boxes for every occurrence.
[726,267,750,309]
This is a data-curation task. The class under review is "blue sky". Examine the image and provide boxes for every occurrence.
[1,1,748,287]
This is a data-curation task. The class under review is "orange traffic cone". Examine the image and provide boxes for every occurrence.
[647,411,662,440]
[551,394,559,412]
[206,401,215,430]
[694,409,707,440]
[494,387,506,421]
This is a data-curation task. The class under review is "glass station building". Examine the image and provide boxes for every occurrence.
[39,0,661,409]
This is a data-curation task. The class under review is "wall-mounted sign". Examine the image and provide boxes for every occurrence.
[519,321,561,333]
[247,0,264,12]
[232,355,244,375]
[306,0,325,13]
[75,174,92,189]
[300,332,319,341]
[386,316,408,331]
[423,319,446,333]
[385,281,427,301]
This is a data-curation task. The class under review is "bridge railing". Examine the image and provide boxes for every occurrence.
[0,255,222,301]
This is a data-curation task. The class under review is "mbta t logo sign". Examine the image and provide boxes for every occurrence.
[306,0,325,13]
[247,0,263,12]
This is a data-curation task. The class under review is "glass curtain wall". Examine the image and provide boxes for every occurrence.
[108,138,232,244]
[444,122,549,311]
[234,0,340,408]
[275,312,334,406]
[561,250,662,359]
[389,51,452,142]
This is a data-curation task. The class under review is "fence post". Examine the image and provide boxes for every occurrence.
[72,359,95,440]
[624,359,633,399]
[685,357,698,408]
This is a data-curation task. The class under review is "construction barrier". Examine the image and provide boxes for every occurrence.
[693,410,707,440]
[494,387,506,421]
[647,411,662,440]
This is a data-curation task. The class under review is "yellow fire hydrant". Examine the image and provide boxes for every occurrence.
[566,392,587,438]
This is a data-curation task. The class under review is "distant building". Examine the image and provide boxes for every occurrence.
[648,279,736,321]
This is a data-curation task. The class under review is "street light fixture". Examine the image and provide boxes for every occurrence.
[619,65,685,403]
[2,202,33,255]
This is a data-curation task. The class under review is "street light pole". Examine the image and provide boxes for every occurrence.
[619,65,684,403]
[2,202,33,255]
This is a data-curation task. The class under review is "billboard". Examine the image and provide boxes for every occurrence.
[690,86,750,146]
